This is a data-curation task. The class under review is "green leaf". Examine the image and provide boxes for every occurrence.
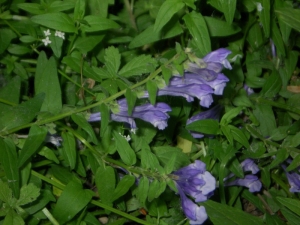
[0,138,20,198]
[218,0,236,25]
[259,0,270,37]
[53,178,94,224]
[23,189,56,214]
[275,7,300,33]
[4,209,24,225]
[17,3,44,14]
[49,1,75,12]
[74,0,85,20]
[125,89,137,116]
[204,16,241,37]
[203,200,264,225]
[7,44,31,55]
[119,55,157,78]
[229,125,250,148]
[261,70,282,98]
[49,35,63,58]
[271,18,286,57]
[112,175,135,201]
[0,28,17,54]
[95,166,115,204]
[0,76,21,111]
[38,146,59,164]
[0,93,45,132]
[269,148,289,169]
[61,132,77,170]
[253,104,276,137]
[104,46,121,77]
[164,153,177,174]
[129,21,183,49]
[277,197,300,217]
[148,180,160,202]
[113,131,136,165]
[31,13,76,32]
[153,0,185,33]
[0,179,12,203]
[186,119,219,135]
[220,106,243,125]
[71,114,98,144]
[18,125,47,168]
[73,34,104,54]
[17,183,40,206]
[141,145,162,171]
[35,52,62,115]
[81,15,120,32]
[183,11,211,56]
[281,207,300,225]
[146,80,158,105]
[137,177,149,206]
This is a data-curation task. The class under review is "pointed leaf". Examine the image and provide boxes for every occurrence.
[113,131,136,165]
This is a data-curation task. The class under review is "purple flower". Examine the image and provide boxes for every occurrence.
[203,48,232,70]
[173,160,216,202]
[89,99,171,130]
[177,185,208,225]
[241,159,260,174]
[186,105,223,139]
[170,73,229,96]
[224,159,262,192]
[225,175,262,192]
[285,171,300,193]
[243,84,254,96]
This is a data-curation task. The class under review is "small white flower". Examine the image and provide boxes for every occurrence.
[44,29,51,36]
[119,132,131,142]
[42,36,51,46]
[130,129,136,134]
[255,2,263,12]
[55,30,65,40]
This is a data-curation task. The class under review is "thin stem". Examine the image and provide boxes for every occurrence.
[31,170,65,190]
[0,98,17,106]
[124,0,138,31]
[3,20,21,37]
[0,56,175,136]
[42,208,60,225]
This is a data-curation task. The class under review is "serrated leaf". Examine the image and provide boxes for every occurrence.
[218,0,236,25]
[277,197,300,217]
[204,16,241,37]
[81,15,120,32]
[153,0,185,32]
[203,200,264,225]
[0,179,12,203]
[35,52,62,115]
[119,55,157,78]
[17,183,40,206]
[0,138,20,198]
[183,11,211,56]
[53,178,94,224]
[186,119,219,135]
[137,177,149,206]
[125,89,137,116]
[61,132,77,170]
[113,131,136,165]
[146,80,157,105]
[104,46,121,77]
[18,125,47,168]
[229,125,250,148]
[261,70,282,98]
[112,175,135,201]
[71,114,98,144]
[31,13,76,32]
[95,166,115,204]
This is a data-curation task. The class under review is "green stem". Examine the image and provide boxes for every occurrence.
[42,208,60,225]
[31,170,153,224]
[0,56,175,136]
[91,200,152,225]
[3,20,21,37]
[0,98,17,106]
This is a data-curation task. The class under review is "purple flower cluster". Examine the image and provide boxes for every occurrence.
[142,48,231,108]
[282,159,300,193]
[225,159,262,192]
[172,160,216,224]
[89,98,171,130]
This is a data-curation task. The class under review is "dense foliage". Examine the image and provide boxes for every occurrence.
[0,0,300,224]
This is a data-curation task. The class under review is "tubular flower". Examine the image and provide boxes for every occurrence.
[282,162,300,193]
[88,98,171,130]
[225,159,262,192]
[186,105,223,139]
[172,160,215,224]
